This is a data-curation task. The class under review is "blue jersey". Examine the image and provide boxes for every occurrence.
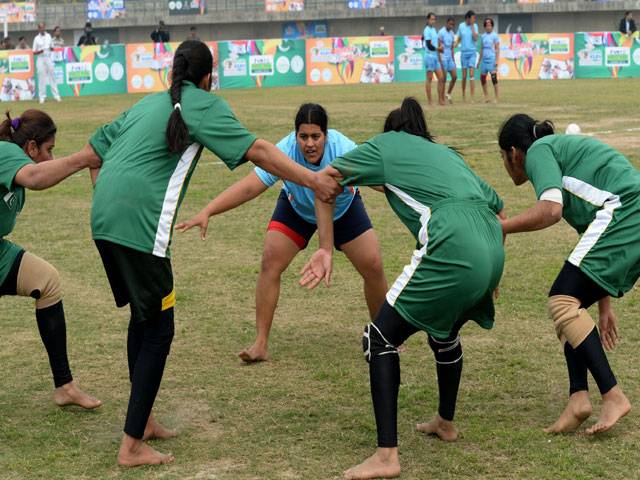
[255,129,358,224]
[457,22,479,53]
[481,32,499,61]
[438,27,455,59]
[423,25,438,59]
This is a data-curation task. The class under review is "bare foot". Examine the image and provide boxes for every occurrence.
[344,448,401,480]
[143,415,178,441]
[416,414,458,442]
[53,381,102,409]
[118,435,174,467]
[238,343,269,363]
[544,391,592,434]
[586,386,631,435]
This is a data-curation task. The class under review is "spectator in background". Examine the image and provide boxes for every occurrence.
[0,37,13,50]
[77,22,97,46]
[151,20,170,43]
[17,36,28,50]
[619,11,637,36]
[32,22,61,103]
[187,26,200,41]
[379,26,385,36]
[52,26,64,48]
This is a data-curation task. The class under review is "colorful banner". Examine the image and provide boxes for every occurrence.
[218,39,305,89]
[497,33,574,80]
[126,42,218,93]
[347,0,385,8]
[87,0,125,20]
[167,0,205,15]
[0,49,34,101]
[574,32,640,78]
[266,0,303,12]
[0,2,35,23]
[283,21,328,39]
[394,35,425,83]
[43,44,127,98]
[306,37,394,86]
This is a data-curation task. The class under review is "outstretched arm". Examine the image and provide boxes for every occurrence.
[15,144,101,191]
[500,200,562,235]
[300,198,335,289]
[176,171,268,239]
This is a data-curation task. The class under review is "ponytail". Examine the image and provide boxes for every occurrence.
[0,109,56,148]
[383,97,436,142]
[498,113,554,153]
[166,40,213,154]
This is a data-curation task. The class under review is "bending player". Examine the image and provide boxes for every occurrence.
[0,110,101,410]
[477,18,499,103]
[88,41,342,467]
[438,18,457,104]
[455,10,479,102]
[302,98,505,479]
[422,13,444,106]
[177,103,387,363]
[498,114,637,434]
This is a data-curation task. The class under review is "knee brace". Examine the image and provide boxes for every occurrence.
[548,295,595,348]
[16,252,61,309]
[480,73,487,85]
[428,335,463,364]
[363,323,398,363]
[491,72,498,85]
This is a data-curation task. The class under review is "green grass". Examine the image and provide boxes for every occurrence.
[1,79,639,479]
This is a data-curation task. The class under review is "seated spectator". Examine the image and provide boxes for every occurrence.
[16,36,28,50]
[619,11,637,36]
[77,22,97,46]
[151,20,170,43]
[187,26,200,41]
[52,26,64,48]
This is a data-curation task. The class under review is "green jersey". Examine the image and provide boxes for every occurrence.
[0,142,33,285]
[526,134,640,296]
[332,131,504,338]
[90,81,257,258]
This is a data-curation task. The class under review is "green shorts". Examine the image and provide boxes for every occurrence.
[386,200,504,339]
[568,198,640,297]
[0,239,24,287]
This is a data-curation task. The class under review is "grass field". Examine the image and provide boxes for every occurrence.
[1,79,639,480]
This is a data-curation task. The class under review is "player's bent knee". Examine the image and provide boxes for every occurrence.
[363,323,399,363]
[491,72,498,85]
[16,253,62,309]
[428,334,463,364]
[548,295,595,348]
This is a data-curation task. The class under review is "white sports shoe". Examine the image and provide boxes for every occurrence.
[445,93,453,104]
[39,98,45,104]
[54,96,61,102]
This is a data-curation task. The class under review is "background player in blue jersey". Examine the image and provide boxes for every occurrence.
[177,103,388,363]
[477,18,500,103]
[438,18,457,105]
[455,10,479,102]
[422,12,444,106]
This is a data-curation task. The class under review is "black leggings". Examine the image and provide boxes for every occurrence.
[549,262,616,396]
[124,307,175,439]
[368,302,466,448]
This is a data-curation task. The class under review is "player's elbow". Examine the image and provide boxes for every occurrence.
[547,203,563,224]
[245,138,270,167]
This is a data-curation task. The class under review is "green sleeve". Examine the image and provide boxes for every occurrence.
[89,110,128,161]
[476,174,504,214]
[525,142,563,199]
[0,143,33,190]
[194,98,257,171]
[331,139,385,187]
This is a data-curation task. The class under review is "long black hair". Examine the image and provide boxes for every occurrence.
[383,97,436,142]
[295,103,328,134]
[498,113,555,153]
[166,40,213,154]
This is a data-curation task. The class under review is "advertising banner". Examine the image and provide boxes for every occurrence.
[306,36,394,86]
[0,2,35,23]
[574,32,640,78]
[0,49,34,101]
[167,0,205,15]
[394,35,425,83]
[218,39,305,89]
[126,42,218,93]
[87,0,125,20]
[497,33,574,80]
[347,0,385,8]
[44,44,127,98]
[266,0,303,12]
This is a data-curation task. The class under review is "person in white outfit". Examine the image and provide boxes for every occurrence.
[32,22,60,104]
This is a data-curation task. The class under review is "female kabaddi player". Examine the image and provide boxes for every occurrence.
[477,18,500,103]
[0,109,101,410]
[498,114,636,434]
[302,98,505,479]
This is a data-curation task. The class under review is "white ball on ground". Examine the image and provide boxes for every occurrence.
[565,123,582,135]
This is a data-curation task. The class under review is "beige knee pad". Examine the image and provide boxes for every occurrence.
[548,295,595,348]
[16,252,62,309]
